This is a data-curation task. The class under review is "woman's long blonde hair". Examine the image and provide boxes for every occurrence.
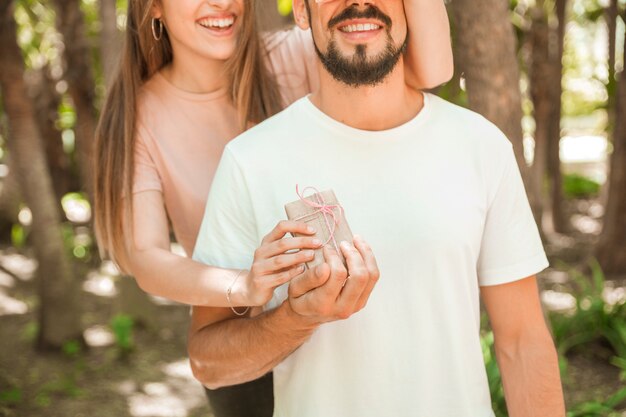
[94,0,282,268]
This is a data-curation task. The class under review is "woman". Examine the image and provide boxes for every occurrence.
[94,0,453,415]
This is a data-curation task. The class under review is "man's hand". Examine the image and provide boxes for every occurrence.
[288,235,380,324]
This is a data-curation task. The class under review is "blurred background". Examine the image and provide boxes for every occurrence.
[0,0,625,416]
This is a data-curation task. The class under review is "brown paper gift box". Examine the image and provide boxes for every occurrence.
[284,189,354,269]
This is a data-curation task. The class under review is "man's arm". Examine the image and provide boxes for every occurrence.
[188,302,318,389]
[481,276,566,417]
[189,240,380,389]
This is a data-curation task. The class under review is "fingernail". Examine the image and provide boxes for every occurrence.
[304,250,315,257]
[312,238,322,246]
[340,241,350,249]
[307,226,316,233]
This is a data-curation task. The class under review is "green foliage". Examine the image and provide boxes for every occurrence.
[62,340,82,358]
[481,332,507,417]
[550,260,626,358]
[567,386,626,417]
[35,371,84,407]
[0,387,22,407]
[21,321,38,342]
[110,314,134,354]
[563,173,601,199]
[10,224,26,249]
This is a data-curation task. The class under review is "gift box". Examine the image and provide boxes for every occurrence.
[284,187,354,269]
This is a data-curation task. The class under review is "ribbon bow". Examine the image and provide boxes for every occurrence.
[293,185,344,252]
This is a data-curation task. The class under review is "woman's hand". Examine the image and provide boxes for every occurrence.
[240,220,323,306]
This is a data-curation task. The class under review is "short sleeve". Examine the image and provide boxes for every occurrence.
[133,128,162,194]
[477,143,549,286]
[192,147,257,270]
[264,27,319,105]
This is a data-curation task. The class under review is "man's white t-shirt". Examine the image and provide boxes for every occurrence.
[193,93,549,417]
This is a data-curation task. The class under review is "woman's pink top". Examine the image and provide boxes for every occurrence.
[133,28,318,255]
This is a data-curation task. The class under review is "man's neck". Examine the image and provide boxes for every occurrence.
[309,59,424,131]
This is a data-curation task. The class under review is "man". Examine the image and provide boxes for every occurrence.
[189,0,566,416]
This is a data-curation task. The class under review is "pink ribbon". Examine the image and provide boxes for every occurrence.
[293,185,344,252]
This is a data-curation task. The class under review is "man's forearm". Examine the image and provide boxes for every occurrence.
[496,331,566,417]
[188,302,318,389]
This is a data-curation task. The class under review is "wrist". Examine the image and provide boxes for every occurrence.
[225,269,252,307]
[278,300,321,333]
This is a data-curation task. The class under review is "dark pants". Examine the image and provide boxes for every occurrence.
[204,373,274,417]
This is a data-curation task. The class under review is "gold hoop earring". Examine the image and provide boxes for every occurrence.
[151,18,163,41]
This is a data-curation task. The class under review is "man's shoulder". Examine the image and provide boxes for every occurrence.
[427,93,512,151]
[226,98,305,156]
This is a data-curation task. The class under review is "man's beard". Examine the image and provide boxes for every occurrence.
[310,5,408,87]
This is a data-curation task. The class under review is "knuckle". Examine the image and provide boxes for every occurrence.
[353,274,368,286]
[334,267,348,280]
[352,266,368,278]
[337,309,352,320]
[277,239,289,251]
[371,268,381,281]
[272,255,286,268]
[277,220,289,232]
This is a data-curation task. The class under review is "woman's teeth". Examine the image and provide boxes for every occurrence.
[340,23,381,33]
[198,17,234,29]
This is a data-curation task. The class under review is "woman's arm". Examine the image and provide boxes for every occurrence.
[125,190,319,306]
[403,0,454,89]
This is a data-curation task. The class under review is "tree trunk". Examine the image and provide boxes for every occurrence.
[448,0,527,179]
[0,0,83,350]
[529,2,552,227]
[99,0,120,89]
[606,0,618,132]
[546,0,567,233]
[51,0,97,198]
[526,0,568,234]
[597,18,626,276]
[29,68,74,200]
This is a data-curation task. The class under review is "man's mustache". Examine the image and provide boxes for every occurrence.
[327,5,393,30]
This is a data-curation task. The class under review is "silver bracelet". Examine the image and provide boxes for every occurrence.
[226,269,250,317]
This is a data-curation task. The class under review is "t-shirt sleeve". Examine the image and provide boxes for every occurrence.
[477,142,549,286]
[133,127,162,194]
[264,26,319,105]
[192,147,257,270]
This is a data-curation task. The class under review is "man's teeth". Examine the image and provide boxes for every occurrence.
[340,23,381,33]
[198,17,234,29]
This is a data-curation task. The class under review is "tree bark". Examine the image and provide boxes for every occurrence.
[99,0,120,89]
[529,1,552,226]
[597,16,626,276]
[606,0,618,132]
[29,68,74,200]
[51,0,97,198]
[529,0,567,233]
[448,0,527,178]
[0,0,83,350]
[546,0,567,233]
